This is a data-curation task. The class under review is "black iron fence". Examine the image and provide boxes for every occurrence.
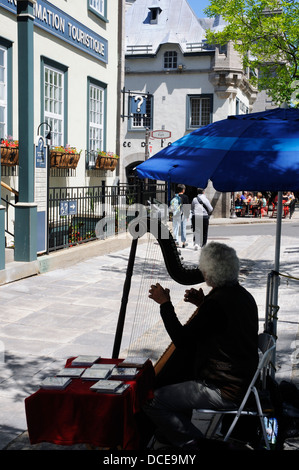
[48,182,168,251]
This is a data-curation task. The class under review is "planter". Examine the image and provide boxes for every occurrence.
[0,146,19,166]
[95,155,118,171]
[50,151,80,169]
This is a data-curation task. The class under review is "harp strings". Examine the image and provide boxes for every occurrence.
[126,233,191,364]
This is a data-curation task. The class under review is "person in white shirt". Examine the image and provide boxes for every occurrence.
[191,188,213,249]
[171,184,190,248]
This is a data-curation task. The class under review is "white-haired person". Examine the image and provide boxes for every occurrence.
[144,242,259,450]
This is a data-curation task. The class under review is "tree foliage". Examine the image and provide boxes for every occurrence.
[204,0,299,105]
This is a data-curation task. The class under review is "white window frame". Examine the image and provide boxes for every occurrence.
[44,65,64,146]
[0,45,7,140]
[187,95,213,129]
[89,82,104,152]
[89,0,105,17]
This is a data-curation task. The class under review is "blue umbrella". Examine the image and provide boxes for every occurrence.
[136,107,299,354]
[136,107,299,191]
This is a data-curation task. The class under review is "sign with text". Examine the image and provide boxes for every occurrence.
[34,135,48,254]
[151,130,171,139]
[36,136,46,168]
[1,0,108,63]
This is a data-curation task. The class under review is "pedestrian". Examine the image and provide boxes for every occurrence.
[144,242,259,450]
[191,188,213,249]
[170,184,189,248]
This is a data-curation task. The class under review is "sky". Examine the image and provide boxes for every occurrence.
[187,0,212,17]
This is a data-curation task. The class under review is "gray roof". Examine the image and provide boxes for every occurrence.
[125,0,226,54]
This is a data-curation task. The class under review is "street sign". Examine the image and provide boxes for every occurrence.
[130,95,147,114]
[68,201,77,215]
[59,200,77,216]
[151,130,171,139]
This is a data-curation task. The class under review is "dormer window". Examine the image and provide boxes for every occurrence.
[148,3,162,24]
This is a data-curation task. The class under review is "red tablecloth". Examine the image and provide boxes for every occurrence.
[25,358,155,450]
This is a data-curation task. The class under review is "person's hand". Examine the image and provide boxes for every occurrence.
[184,287,204,307]
[149,283,170,305]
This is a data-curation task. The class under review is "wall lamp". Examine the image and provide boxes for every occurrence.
[37,122,52,141]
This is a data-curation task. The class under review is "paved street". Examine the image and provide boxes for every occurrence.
[0,214,299,451]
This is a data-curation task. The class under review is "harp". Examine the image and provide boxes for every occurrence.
[112,216,204,376]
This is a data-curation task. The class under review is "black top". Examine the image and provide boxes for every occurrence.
[160,283,259,402]
[179,193,189,217]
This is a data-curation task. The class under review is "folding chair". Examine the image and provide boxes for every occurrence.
[195,332,276,450]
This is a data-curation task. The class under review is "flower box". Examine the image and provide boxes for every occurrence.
[50,145,81,169]
[1,137,19,166]
[95,151,119,171]
[0,145,19,166]
[95,155,118,171]
[50,151,81,169]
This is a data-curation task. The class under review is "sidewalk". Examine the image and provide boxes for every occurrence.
[0,212,281,286]
[0,212,299,451]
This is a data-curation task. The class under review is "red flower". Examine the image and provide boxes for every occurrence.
[1,136,19,148]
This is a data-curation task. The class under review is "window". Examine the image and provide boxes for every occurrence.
[44,65,65,146]
[164,51,177,69]
[129,94,153,130]
[89,0,107,20]
[219,44,227,55]
[87,78,107,168]
[236,98,249,115]
[187,95,213,129]
[149,5,162,24]
[89,81,105,151]
[90,0,104,15]
[0,45,7,140]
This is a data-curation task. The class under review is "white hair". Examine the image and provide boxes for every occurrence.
[199,242,239,288]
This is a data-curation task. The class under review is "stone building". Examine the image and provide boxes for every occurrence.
[120,0,258,217]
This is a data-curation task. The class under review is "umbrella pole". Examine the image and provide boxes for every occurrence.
[230,192,237,218]
[270,191,283,375]
[273,191,283,333]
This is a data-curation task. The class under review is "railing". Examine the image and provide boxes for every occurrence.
[185,42,215,52]
[1,182,19,241]
[126,44,153,54]
[1,195,16,238]
[48,182,168,251]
